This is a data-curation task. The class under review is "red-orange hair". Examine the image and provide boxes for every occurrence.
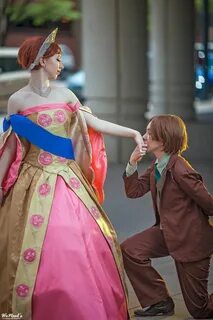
[149,114,188,154]
[18,36,61,70]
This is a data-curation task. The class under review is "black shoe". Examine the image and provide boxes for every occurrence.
[134,297,175,317]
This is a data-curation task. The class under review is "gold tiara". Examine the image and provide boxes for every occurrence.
[29,28,58,71]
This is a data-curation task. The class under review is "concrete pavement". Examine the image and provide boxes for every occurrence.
[103,161,213,320]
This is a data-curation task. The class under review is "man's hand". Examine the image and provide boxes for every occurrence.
[129,144,147,166]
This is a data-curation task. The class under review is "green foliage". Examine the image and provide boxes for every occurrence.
[195,0,203,11]
[6,0,81,26]
[195,0,213,12]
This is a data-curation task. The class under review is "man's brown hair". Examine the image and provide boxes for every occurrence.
[149,115,188,154]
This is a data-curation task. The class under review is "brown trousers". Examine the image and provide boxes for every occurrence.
[121,226,213,319]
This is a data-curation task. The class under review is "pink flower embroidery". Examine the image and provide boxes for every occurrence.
[69,177,81,189]
[37,114,52,127]
[38,152,53,166]
[90,206,100,219]
[30,214,44,228]
[23,248,36,262]
[38,183,51,196]
[53,110,66,124]
[16,284,29,297]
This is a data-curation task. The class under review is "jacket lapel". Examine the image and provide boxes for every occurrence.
[160,153,179,195]
[149,154,179,225]
[150,166,157,208]
[150,154,178,206]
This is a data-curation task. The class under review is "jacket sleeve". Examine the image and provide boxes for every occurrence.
[123,165,153,198]
[174,167,213,216]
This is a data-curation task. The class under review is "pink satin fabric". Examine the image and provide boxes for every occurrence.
[32,177,127,320]
[19,102,80,116]
[0,132,23,193]
[88,127,107,204]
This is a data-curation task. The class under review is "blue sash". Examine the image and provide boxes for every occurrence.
[3,114,75,160]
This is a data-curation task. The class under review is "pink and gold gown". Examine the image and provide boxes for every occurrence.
[0,101,128,320]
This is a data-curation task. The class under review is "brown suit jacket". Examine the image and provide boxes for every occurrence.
[123,154,213,262]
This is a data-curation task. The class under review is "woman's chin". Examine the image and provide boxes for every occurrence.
[49,74,57,81]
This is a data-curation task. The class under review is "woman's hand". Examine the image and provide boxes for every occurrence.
[0,189,3,206]
[129,142,148,166]
[133,131,144,152]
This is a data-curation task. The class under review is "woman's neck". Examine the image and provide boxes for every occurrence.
[28,70,51,97]
[29,70,50,88]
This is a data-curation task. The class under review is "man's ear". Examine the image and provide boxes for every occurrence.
[160,140,165,150]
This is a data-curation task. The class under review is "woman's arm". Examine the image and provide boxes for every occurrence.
[82,111,144,150]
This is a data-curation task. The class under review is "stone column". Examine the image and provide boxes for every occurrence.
[119,0,148,161]
[82,0,148,162]
[147,0,195,120]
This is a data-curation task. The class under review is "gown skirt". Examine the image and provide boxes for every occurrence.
[32,176,127,320]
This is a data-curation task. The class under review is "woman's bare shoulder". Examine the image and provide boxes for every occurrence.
[7,87,29,114]
[58,86,80,103]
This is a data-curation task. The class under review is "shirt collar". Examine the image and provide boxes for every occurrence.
[155,153,170,175]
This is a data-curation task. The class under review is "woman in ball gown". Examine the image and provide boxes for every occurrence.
[0,29,143,320]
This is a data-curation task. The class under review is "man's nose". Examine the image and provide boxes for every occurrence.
[143,133,147,140]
